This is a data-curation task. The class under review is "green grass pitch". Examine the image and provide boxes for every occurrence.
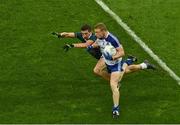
[0,0,179,123]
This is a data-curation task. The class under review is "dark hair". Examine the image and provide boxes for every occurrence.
[81,24,92,32]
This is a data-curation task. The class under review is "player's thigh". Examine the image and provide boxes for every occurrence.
[94,58,106,71]
[110,72,124,84]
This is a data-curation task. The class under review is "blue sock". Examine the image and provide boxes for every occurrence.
[113,105,120,111]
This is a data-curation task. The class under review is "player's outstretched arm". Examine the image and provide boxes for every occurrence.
[63,40,95,52]
[73,40,94,48]
[86,42,99,51]
[52,32,75,38]
[60,32,75,38]
[112,47,125,60]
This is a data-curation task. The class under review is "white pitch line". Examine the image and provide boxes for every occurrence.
[95,0,180,85]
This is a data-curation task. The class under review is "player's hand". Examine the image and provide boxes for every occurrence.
[86,45,93,51]
[51,32,62,38]
[63,44,74,52]
[103,53,113,60]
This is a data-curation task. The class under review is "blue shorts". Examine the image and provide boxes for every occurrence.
[106,61,124,73]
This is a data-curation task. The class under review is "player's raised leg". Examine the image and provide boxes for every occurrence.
[125,60,156,73]
[93,55,138,81]
[93,56,155,82]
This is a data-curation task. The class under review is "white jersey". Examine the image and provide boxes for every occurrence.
[95,32,122,65]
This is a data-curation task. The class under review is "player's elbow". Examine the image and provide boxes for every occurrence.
[121,51,125,57]
[118,51,125,57]
[116,47,125,57]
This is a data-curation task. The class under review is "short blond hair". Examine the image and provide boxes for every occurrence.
[94,23,107,31]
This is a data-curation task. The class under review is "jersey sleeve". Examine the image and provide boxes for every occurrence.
[89,34,97,42]
[74,32,81,39]
[74,32,86,42]
[111,38,121,48]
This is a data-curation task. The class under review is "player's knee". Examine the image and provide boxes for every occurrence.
[110,82,119,93]
[93,67,101,75]
[110,78,119,84]
[125,68,130,73]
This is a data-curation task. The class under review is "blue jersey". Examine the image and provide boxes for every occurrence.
[95,32,122,65]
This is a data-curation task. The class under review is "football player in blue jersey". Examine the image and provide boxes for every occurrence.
[87,23,155,118]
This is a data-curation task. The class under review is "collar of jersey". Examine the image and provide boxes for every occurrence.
[105,31,110,39]
[88,33,93,39]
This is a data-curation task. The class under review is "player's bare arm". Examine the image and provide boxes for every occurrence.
[63,39,95,52]
[60,32,75,38]
[112,47,125,60]
[73,40,94,48]
[51,32,75,38]
[86,41,99,51]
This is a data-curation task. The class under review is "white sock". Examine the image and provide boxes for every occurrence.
[114,104,119,108]
[140,63,147,69]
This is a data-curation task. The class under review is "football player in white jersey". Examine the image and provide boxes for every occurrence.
[87,23,155,118]
[88,23,129,118]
